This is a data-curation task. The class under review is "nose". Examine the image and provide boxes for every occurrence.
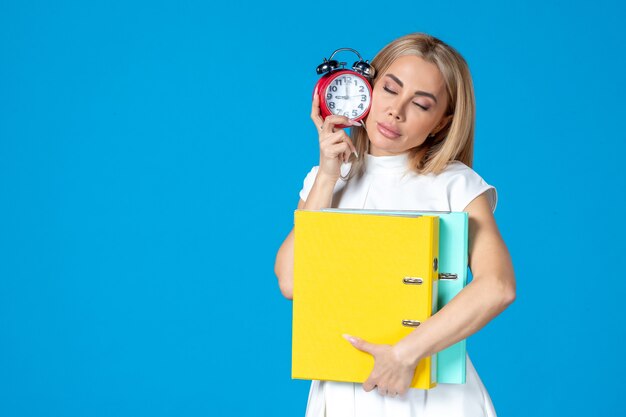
[387,109,402,121]
[387,98,405,122]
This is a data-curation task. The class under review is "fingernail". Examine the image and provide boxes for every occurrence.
[353,150,359,158]
[342,334,357,344]
[349,120,362,127]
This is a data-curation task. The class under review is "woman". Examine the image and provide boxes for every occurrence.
[275,33,516,417]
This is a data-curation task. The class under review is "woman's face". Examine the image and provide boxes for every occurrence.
[365,55,450,156]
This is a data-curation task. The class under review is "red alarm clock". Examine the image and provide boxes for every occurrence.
[314,48,375,129]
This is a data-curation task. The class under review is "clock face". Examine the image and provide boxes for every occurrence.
[323,73,371,119]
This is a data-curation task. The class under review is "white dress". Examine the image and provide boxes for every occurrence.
[298,153,498,417]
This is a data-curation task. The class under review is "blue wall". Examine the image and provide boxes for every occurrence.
[1,1,625,415]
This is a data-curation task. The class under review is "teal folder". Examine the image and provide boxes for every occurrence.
[321,208,468,384]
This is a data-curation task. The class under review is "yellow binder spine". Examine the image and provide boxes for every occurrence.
[408,215,439,390]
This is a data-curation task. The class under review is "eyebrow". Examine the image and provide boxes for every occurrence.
[385,74,438,104]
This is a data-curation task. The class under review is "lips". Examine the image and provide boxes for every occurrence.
[376,122,401,139]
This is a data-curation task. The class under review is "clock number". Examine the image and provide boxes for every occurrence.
[359,86,365,92]
[361,95,367,102]
[352,110,358,117]
[343,112,349,117]
[354,80,358,86]
[358,103,364,110]
[326,93,332,100]
[334,79,343,86]
[330,86,338,92]
[329,102,335,109]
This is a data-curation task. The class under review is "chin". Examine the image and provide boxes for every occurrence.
[368,133,404,154]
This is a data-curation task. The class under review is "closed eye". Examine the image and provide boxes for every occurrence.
[384,84,429,111]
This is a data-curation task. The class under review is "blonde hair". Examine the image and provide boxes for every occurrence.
[347,33,476,177]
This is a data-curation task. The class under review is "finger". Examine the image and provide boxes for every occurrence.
[388,387,401,397]
[344,145,354,162]
[342,149,350,163]
[310,93,324,130]
[348,119,365,130]
[342,134,357,156]
[326,142,349,158]
[322,130,357,155]
[322,115,349,133]
[321,117,336,135]
[320,131,349,149]
[323,115,360,134]
[362,379,376,392]
[321,143,349,161]
[343,334,377,355]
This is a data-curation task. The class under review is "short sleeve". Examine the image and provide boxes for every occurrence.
[299,165,319,202]
[446,163,498,213]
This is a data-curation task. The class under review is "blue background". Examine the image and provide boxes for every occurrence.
[1,1,625,416]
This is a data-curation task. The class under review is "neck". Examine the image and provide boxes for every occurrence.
[368,145,427,161]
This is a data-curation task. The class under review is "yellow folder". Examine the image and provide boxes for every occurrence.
[292,210,440,390]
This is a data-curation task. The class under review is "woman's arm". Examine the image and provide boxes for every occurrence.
[274,200,304,300]
[274,170,344,299]
[392,191,516,366]
[340,190,516,396]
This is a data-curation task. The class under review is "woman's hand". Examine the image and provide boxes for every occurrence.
[310,92,359,180]
[343,334,417,397]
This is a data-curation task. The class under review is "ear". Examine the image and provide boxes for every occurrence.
[432,114,453,135]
